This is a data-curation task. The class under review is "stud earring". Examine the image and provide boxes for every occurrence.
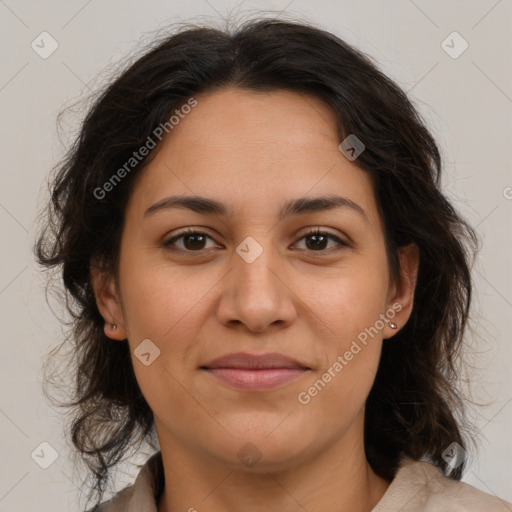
[111,324,117,330]
[389,322,397,329]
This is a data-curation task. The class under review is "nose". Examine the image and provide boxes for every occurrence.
[215,238,297,333]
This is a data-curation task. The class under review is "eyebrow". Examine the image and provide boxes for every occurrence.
[144,194,368,223]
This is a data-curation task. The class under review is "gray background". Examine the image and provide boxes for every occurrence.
[0,0,511,510]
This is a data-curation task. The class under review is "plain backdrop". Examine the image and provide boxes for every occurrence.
[0,1,511,510]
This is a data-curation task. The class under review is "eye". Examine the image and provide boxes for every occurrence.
[163,228,349,254]
[163,229,218,252]
[293,228,350,253]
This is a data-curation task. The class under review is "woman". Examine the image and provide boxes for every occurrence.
[35,17,511,512]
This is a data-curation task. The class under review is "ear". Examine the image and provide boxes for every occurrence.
[90,259,127,341]
[383,243,419,339]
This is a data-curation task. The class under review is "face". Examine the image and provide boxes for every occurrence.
[92,87,418,472]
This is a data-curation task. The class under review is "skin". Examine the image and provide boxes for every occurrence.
[91,87,419,512]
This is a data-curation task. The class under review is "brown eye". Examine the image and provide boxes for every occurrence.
[294,229,350,252]
[164,230,216,252]
[163,228,349,254]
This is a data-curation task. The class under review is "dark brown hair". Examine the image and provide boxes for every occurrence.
[35,17,479,510]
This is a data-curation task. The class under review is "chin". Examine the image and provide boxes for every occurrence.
[206,422,316,472]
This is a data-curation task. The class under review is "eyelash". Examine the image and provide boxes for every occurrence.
[163,228,350,255]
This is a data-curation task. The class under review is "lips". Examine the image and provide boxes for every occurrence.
[202,352,310,370]
[200,352,310,392]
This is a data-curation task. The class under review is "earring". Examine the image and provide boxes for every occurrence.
[111,324,117,331]
[389,322,397,329]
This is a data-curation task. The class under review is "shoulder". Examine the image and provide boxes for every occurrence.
[85,484,136,512]
[85,451,163,512]
[373,457,512,512]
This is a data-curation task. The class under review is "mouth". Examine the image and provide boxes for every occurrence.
[199,352,311,392]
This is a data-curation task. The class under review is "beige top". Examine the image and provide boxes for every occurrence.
[89,451,511,511]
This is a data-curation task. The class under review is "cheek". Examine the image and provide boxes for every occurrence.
[294,260,387,403]
[296,258,389,339]
[296,272,386,419]
[119,249,209,341]
[119,262,205,418]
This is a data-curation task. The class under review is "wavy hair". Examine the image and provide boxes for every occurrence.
[35,16,479,510]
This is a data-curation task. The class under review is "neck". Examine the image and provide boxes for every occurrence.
[156,416,390,512]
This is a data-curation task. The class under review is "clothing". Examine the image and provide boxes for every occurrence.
[88,451,511,511]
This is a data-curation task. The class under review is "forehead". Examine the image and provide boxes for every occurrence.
[125,87,380,228]
[170,87,341,152]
